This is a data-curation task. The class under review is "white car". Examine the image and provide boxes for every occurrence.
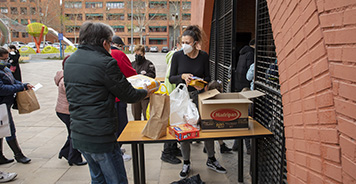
[10,41,26,49]
[27,42,36,48]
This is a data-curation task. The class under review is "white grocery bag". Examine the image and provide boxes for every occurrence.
[0,104,11,138]
[169,84,191,125]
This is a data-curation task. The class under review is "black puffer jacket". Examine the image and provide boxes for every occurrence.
[64,45,147,153]
[234,46,254,92]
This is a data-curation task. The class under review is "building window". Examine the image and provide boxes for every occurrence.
[10,7,18,14]
[106,2,124,9]
[149,13,167,20]
[29,0,35,2]
[64,2,82,8]
[85,2,103,9]
[149,1,167,8]
[20,0,26,2]
[86,13,103,20]
[10,0,16,2]
[149,38,166,45]
[128,13,145,20]
[21,19,28,25]
[128,27,145,33]
[0,0,6,2]
[65,14,83,21]
[182,13,191,20]
[127,1,145,9]
[22,32,28,38]
[112,26,124,32]
[149,26,167,32]
[65,26,81,33]
[20,7,27,15]
[107,13,124,20]
[30,7,36,15]
[182,2,191,10]
[12,32,19,38]
[0,7,8,14]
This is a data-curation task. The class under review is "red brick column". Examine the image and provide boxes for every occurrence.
[267,0,356,183]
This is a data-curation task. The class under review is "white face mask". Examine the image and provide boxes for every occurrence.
[182,44,193,55]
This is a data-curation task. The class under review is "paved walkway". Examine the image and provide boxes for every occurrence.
[0,53,251,183]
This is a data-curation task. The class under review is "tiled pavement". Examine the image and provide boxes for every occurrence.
[0,53,252,183]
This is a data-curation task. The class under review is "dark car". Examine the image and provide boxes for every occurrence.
[161,46,169,53]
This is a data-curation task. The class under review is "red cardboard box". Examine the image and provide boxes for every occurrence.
[169,124,199,141]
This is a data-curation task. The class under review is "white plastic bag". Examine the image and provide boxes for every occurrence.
[0,104,11,138]
[169,84,190,125]
[183,101,200,126]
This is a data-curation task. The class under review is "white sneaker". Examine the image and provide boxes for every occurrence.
[122,153,131,162]
[0,171,17,183]
[120,148,126,154]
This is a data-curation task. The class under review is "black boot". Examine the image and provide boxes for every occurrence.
[0,139,14,165]
[7,139,31,164]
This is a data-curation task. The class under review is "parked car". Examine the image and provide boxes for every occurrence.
[53,42,67,50]
[10,41,26,49]
[144,46,150,52]
[40,41,53,48]
[161,46,169,53]
[150,46,158,52]
[27,42,36,48]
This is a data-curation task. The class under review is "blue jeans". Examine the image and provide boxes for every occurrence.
[79,143,128,184]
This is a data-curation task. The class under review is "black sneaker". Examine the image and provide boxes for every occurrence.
[161,153,181,164]
[206,159,227,174]
[203,147,207,153]
[179,164,190,179]
[220,143,232,153]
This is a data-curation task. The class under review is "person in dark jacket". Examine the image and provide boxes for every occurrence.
[63,22,149,184]
[0,47,32,165]
[131,44,156,120]
[232,39,255,154]
[234,39,255,92]
[8,45,21,82]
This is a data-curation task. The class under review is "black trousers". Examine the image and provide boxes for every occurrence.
[57,112,83,164]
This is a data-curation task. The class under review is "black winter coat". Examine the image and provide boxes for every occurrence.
[9,51,22,82]
[64,45,147,153]
[234,46,254,92]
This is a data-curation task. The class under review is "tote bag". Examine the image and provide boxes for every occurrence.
[0,104,11,138]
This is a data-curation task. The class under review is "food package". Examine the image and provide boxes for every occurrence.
[169,123,199,141]
[127,74,160,93]
[189,76,207,88]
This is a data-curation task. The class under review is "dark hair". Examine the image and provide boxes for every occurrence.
[182,25,202,42]
[207,80,223,92]
[9,45,18,51]
[0,47,9,57]
[249,39,255,46]
[62,55,70,70]
[79,22,114,47]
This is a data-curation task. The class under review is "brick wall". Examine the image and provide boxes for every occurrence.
[267,0,356,183]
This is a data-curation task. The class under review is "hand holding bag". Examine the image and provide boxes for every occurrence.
[16,89,40,114]
[0,104,11,138]
[142,93,170,139]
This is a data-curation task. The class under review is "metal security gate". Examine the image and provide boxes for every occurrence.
[209,0,236,92]
[254,0,287,183]
[209,0,287,183]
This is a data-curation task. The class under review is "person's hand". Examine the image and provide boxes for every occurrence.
[194,86,203,90]
[27,84,34,89]
[181,73,193,85]
[143,84,154,98]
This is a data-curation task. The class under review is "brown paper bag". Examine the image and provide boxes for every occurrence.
[16,89,40,114]
[142,93,170,139]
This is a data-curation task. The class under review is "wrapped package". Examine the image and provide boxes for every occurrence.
[189,76,207,88]
[127,74,160,93]
[169,123,199,141]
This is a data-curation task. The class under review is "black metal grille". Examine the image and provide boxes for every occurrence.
[255,0,287,183]
[209,0,235,92]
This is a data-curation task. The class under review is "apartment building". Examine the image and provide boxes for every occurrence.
[1,0,191,50]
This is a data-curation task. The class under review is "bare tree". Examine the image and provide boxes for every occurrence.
[125,0,166,45]
[169,0,189,47]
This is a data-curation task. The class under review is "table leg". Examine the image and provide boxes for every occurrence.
[251,138,258,184]
[139,143,146,184]
[131,143,140,184]
[237,139,243,182]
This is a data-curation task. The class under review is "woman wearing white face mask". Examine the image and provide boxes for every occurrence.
[169,25,227,179]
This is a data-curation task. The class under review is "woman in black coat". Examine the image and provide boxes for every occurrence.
[8,45,22,82]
